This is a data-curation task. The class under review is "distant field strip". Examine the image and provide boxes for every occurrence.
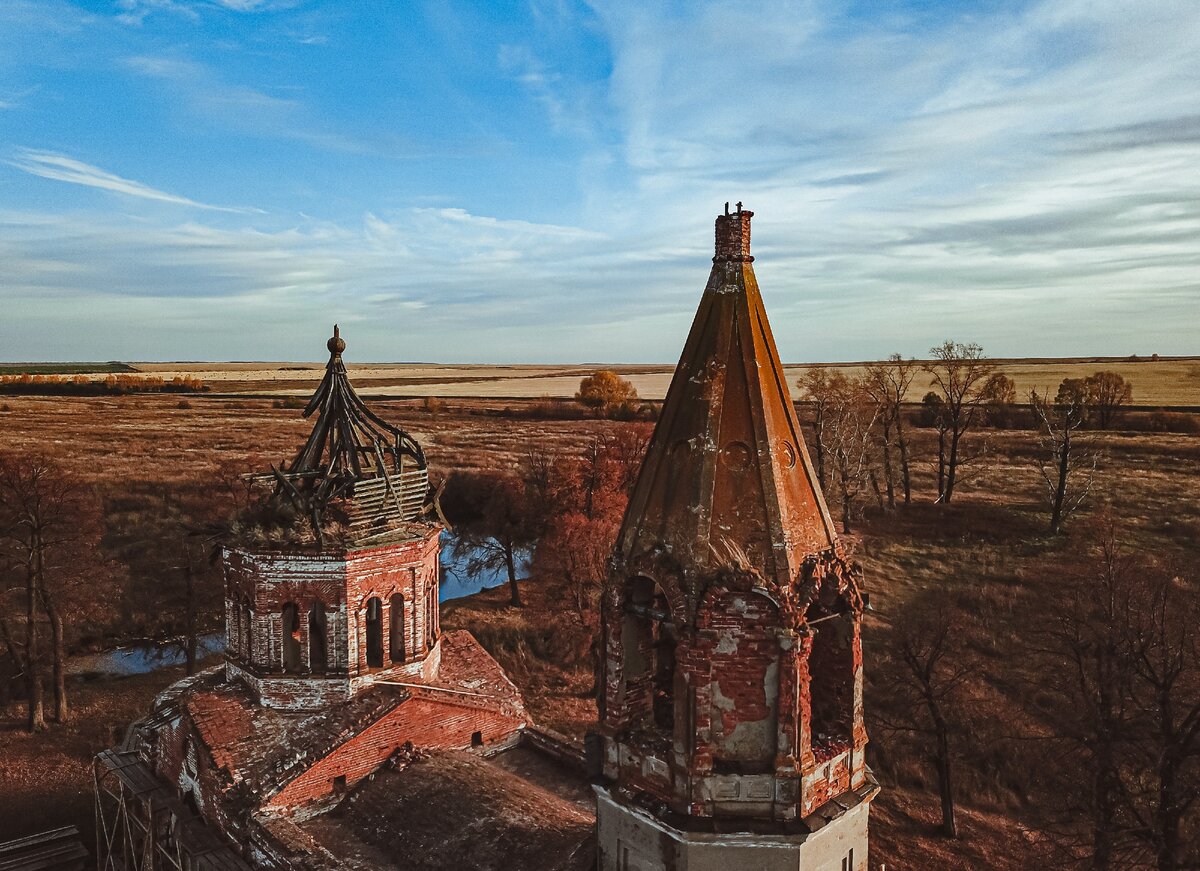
[15,358,1200,406]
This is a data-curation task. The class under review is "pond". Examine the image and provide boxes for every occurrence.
[68,534,528,677]
[438,532,532,602]
[68,632,226,678]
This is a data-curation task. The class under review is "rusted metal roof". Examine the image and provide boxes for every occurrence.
[617,206,838,595]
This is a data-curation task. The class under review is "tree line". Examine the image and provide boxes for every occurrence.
[800,342,1134,534]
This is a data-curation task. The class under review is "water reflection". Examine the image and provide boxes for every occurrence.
[439,531,532,602]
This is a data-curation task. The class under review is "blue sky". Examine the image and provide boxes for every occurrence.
[1,0,1198,363]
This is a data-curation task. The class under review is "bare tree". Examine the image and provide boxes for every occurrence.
[441,471,533,607]
[0,454,89,728]
[1087,372,1133,430]
[864,354,918,507]
[799,368,848,490]
[878,600,973,839]
[923,341,998,503]
[1124,563,1200,871]
[1031,384,1100,534]
[1028,517,1152,869]
[824,377,879,533]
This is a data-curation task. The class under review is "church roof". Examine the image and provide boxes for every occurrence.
[616,206,838,590]
[289,324,426,481]
[252,326,431,544]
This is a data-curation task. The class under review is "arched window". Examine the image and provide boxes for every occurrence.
[242,598,254,660]
[708,591,780,773]
[389,594,406,663]
[365,597,384,668]
[281,603,302,673]
[309,602,328,673]
[807,602,855,760]
[228,599,241,659]
[623,577,676,732]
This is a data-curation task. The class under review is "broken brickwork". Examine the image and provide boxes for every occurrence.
[95,328,537,871]
[222,531,442,711]
[598,207,873,833]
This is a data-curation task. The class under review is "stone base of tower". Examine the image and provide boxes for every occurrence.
[595,785,873,871]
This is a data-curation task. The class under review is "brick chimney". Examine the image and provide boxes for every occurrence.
[713,201,754,262]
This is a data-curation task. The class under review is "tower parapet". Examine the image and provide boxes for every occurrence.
[594,208,877,871]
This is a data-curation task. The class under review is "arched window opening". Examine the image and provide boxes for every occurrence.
[426,591,437,647]
[622,576,676,733]
[309,603,328,673]
[365,597,384,668]
[389,594,406,663]
[281,603,302,673]
[807,604,855,762]
[708,591,780,775]
[229,599,241,658]
[241,598,253,659]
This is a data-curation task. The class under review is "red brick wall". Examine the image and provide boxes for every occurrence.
[265,693,524,809]
[221,531,440,701]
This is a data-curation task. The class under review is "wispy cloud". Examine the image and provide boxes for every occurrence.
[2,1,1199,362]
[7,149,259,213]
[116,0,291,25]
[123,54,410,156]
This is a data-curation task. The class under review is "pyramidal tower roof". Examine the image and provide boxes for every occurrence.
[289,324,427,479]
[617,205,838,590]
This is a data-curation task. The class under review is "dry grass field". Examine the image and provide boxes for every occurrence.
[0,392,1196,868]
[45,356,1200,405]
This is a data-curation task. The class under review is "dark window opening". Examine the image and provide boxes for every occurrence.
[389,594,406,663]
[471,730,484,748]
[365,597,384,668]
[841,848,854,871]
[427,592,437,647]
[281,603,302,673]
[309,602,328,673]
[241,599,253,659]
[623,576,676,733]
[332,775,347,793]
[808,606,855,760]
[182,790,200,817]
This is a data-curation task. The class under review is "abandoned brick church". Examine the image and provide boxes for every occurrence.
[94,208,876,871]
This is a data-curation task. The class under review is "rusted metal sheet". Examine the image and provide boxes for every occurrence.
[617,205,839,609]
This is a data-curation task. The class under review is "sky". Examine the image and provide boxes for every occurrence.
[1,0,1198,363]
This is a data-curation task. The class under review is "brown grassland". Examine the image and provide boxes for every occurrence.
[0,384,1197,869]
[44,355,1200,405]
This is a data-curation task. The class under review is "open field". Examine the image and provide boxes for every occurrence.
[4,356,1197,405]
[0,394,1196,868]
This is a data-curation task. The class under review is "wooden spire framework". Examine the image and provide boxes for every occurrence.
[267,326,431,542]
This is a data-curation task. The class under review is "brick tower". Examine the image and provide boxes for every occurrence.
[594,207,877,870]
[223,326,444,710]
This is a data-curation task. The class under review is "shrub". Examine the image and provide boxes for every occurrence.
[575,370,638,417]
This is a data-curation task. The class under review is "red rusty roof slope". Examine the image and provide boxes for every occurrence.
[617,207,837,592]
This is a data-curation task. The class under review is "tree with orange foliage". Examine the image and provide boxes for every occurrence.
[575,370,639,417]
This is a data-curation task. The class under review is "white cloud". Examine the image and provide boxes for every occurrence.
[3,0,1200,362]
[6,149,261,213]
